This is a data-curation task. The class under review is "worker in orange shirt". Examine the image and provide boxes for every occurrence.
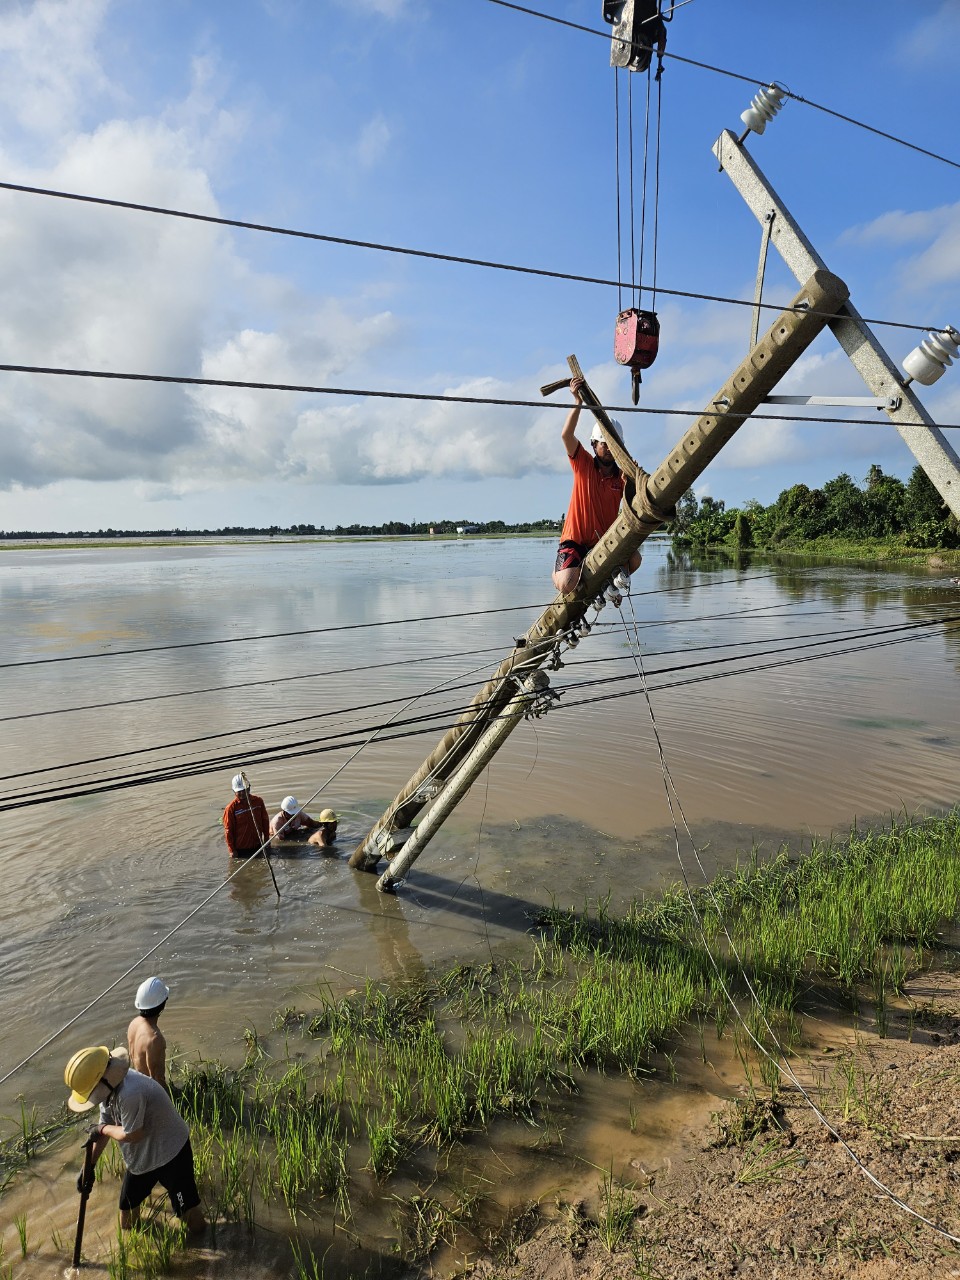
[552,376,641,594]
[222,772,270,857]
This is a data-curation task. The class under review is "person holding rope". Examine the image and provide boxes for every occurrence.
[552,376,641,594]
[64,1045,206,1233]
[222,772,270,857]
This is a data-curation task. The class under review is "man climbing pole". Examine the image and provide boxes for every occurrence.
[552,376,642,594]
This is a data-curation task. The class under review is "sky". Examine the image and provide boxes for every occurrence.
[0,0,959,531]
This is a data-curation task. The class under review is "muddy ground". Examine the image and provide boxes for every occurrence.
[459,973,960,1280]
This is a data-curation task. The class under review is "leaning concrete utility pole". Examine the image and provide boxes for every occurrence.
[714,129,960,519]
[351,268,850,891]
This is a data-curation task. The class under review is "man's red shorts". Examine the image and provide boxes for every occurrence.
[555,539,590,573]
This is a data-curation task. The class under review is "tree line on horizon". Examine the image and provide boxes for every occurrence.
[673,464,959,550]
[0,517,563,540]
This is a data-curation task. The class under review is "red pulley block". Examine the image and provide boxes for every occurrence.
[614,307,660,404]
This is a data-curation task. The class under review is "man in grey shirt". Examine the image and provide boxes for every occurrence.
[65,1044,206,1232]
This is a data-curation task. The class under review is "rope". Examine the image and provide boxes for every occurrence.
[0,181,938,333]
[0,652,508,1085]
[4,362,957,430]
[638,67,652,305]
[616,594,960,1244]
[652,70,662,308]
[615,68,623,312]
[628,72,637,306]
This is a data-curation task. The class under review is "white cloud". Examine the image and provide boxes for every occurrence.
[356,113,392,169]
[902,0,960,67]
[332,0,414,17]
[841,202,960,292]
[0,0,115,139]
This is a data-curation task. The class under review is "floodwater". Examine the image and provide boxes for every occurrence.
[1,535,959,1266]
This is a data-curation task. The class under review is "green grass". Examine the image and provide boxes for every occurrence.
[7,809,960,1276]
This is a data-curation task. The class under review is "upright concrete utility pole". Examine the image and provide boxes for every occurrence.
[714,129,960,520]
[351,268,849,891]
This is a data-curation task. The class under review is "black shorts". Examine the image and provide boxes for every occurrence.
[555,540,590,573]
[232,847,260,858]
[118,1138,200,1217]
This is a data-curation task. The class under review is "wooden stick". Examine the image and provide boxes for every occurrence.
[72,1132,97,1269]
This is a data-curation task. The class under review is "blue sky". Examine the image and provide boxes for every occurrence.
[0,0,959,531]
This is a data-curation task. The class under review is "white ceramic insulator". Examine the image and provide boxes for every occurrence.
[902,326,960,386]
[740,84,787,136]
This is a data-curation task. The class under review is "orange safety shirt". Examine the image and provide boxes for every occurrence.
[223,793,270,854]
[559,443,625,549]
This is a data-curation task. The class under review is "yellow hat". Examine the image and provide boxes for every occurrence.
[64,1046,110,1113]
[318,809,337,823]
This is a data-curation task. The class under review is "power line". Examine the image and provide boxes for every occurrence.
[480,0,960,174]
[1,361,955,431]
[0,589,906,724]
[0,180,935,334]
[3,615,954,812]
[0,570,804,675]
[0,598,554,671]
[0,643,508,723]
[10,611,941,788]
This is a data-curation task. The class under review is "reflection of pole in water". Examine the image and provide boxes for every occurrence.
[353,871,426,986]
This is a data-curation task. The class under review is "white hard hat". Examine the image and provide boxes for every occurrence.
[231,772,249,792]
[135,976,170,1011]
[590,418,624,445]
[281,795,300,815]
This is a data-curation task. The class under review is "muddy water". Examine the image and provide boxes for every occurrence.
[1,537,959,1268]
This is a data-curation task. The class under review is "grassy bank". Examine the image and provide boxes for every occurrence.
[5,810,960,1276]
[752,537,960,566]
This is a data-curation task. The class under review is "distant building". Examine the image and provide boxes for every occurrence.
[456,525,479,535]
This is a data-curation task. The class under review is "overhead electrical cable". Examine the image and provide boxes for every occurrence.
[2,362,957,430]
[0,570,805,674]
[4,590,936,724]
[8,611,953,788]
[479,0,960,174]
[0,589,950,700]
[8,611,946,791]
[0,643,509,723]
[0,599,556,670]
[0,181,937,334]
[2,618,954,813]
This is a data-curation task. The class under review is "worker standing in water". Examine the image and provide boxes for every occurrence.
[222,772,270,857]
[127,976,170,1091]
